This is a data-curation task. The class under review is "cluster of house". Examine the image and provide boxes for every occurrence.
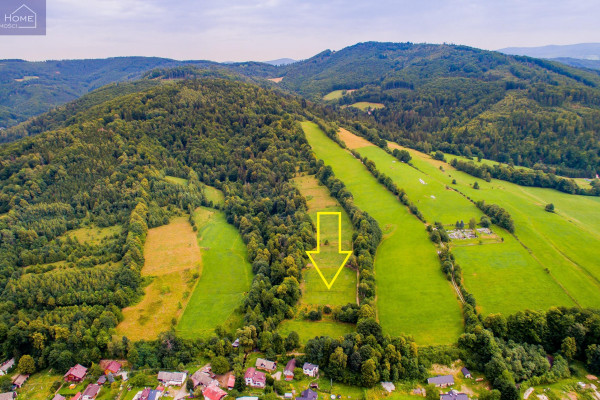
[0,358,21,399]
[426,368,473,400]
[244,358,319,389]
[58,361,125,400]
[188,365,230,400]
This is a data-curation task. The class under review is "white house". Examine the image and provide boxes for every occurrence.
[302,363,319,377]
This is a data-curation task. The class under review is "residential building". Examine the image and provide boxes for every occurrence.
[244,367,266,388]
[284,359,296,381]
[296,389,318,400]
[64,364,88,382]
[82,384,101,400]
[157,371,187,386]
[427,375,454,388]
[255,358,277,372]
[203,385,228,400]
[0,359,14,376]
[461,368,471,379]
[303,363,319,377]
[440,390,468,400]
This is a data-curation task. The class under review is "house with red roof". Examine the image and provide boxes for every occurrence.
[227,374,235,389]
[203,385,228,400]
[71,393,82,400]
[244,367,266,388]
[64,364,87,382]
[103,361,121,375]
[284,359,296,381]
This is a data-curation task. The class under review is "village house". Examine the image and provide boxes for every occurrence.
[71,392,82,400]
[303,363,319,378]
[100,360,121,375]
[64,364,88,382]
[0,393,16,400]
[440,390,469,400]
[203,385,228,400]
[228,374,235,389]
[0,359,14,376]
[244,367,266,388]
[427,375,454,388]
[157,371,187,386]
[82,383,101,400]
[191,369,218,389]
[461,368,471,379]
[255,358,277,372]
[11,374,28,389]
[52,394,66,400]
[284,359,296,381]
[296,389,318,400]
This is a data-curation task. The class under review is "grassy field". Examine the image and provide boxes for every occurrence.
[383,140,600,313]
[116,217,201,340]
[165,175,225,206]
[278,318,354,342]
[301,121,463,345]
[323,89,356,100]
[16,370,62,400]
[176,206,253,339]
[64,224,122,245]
[294,174,356,305]
[347,102,385,110]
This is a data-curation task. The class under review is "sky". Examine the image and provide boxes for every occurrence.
[1,0,599,62]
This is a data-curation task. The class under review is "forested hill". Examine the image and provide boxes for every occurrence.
[277,42,600,177]
[0,57,278,128]
[0,77,315,370]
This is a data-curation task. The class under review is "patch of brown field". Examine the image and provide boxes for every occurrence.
[115,217,201,341]
[566,392,577,400]
[268,77,283,83]
[338,128,374,149]
[431,363,460,376]
[293,175,339,213]
[459,386,475,396]
[142,217,201,276]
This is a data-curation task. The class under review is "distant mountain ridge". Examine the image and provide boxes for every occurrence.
[264,58,297,66]
[499,43,600,60]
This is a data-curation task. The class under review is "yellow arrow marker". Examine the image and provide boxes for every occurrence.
[306,212,352,290]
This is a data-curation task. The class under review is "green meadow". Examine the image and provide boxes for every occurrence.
[278,318,355,343]
[177,206,253,338]
[348,101,385,110]
[382,141,600,313]
[294,174,356,306]
[301,121,463,345]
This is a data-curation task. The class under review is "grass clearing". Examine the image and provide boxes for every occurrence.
[64,224,121,245]
[17,370,62,400]
[347,102,385,110]
[177,207,252,339]
[302,121,463,345]
[323,89,356,101]
[279,318,354,342]
[386,140,600,313]
[165,175,225,206]
[116,217,201,340]
[294,174,356,306]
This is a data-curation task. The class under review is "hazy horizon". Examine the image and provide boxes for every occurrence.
[0,0,599,62]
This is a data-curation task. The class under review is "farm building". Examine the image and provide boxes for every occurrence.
[284,359,296,381]
[11,374,28,389]
[82,383,101,400]
[256,358,277,371]
[303,363,319,377]
[461,368,471,379]
[157,371,187,386]
[244,367,266,388]
[0,393,15,400]
[204,385,228,400]
[52,394,66,400]
[64,364,88,382]
[440,390,468,400]
[191,369,218,389]
[296,389,318,400]
[0,359,14,376]
[427,375,454,387]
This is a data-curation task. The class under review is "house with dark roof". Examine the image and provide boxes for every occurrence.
[427,375,454,387]
[461,368,471,379]
[440,390,469,400]
[296,389,318,400]
[64,364,88,382]
[284,359,296,381]
[303,363,319,377]
[244,367,266,388]
[203,385,228,400]
[255,358,277,372]
[82,383,101,400]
